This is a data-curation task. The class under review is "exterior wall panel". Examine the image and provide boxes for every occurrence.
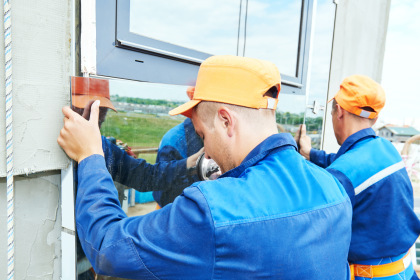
[0,0,72,177]
[322,0,391,153]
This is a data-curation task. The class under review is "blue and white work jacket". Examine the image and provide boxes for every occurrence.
[311,128,420,280]
[76,133,352,279]
[153,118,203,206]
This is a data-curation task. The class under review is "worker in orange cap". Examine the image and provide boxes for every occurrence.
[58,55,352,279]
[297,75,420,280]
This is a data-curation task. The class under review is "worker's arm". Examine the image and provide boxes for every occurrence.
[153,144,202,205]
[309,149,337,168]
[102,136,195,192]
[76,154,215,279]
[296,124,336,168]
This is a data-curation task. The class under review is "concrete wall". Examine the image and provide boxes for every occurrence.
[0,0,72,177]
[321,0,391,153]
[0,0,73,279]
[0,171,62,280]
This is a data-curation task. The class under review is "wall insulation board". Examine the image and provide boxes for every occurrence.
[0,0,72,177]
[321,0,391,153]
[0,171,62,279]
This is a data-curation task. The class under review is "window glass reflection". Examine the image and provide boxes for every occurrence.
[130,0,240,55]
[276,93,306,135]
[304,0,336,149]
[243,0,302,77]
[72,77,202,280]
[129,0,303,77]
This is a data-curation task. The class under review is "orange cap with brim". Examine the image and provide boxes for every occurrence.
[169,55,281,118]
[327,75,385,119]
[71,77,117,112]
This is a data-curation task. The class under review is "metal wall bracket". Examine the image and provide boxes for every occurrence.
[306,100,326,115]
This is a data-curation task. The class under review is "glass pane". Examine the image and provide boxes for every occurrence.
[130,0,240,55]
[72,77,203,280]
[303,0,336,149]
[276,93,306,136]
[243,0,303,77]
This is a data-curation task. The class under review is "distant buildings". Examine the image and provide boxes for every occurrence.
[114,102,173,115]
[377,125,420,143]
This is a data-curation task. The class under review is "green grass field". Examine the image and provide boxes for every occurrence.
[100,111,184,163]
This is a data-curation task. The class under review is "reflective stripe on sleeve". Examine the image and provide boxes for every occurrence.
[354,161,405,195]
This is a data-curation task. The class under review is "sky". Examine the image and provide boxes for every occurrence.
[126,0,416,121]
[380,0,420,121]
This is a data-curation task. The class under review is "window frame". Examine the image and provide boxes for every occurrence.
[96,0,316,95]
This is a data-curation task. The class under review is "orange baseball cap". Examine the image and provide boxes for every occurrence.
[71,77,117,112]
[169,55,281,118]
[328,75,385,119]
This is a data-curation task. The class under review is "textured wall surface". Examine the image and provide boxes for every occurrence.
[0,0,72,177]
[0,171,62,280]
[322,0,391,153]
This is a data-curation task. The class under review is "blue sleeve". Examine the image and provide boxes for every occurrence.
[101,136,188,192]
[153,145,184,205]
[327,168,355,207]
[309,148,337,168]
[76,155,215,279]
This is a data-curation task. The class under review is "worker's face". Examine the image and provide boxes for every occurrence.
[192,109,235,174]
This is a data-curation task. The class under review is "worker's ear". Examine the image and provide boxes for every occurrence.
[336,104,345,121]
[217,107,236,137]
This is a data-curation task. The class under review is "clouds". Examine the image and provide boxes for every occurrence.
[380,0,420,120]
[127,0,336,117]
[130,0,303,76]
[109,79,190,102]
[130,0,240,55]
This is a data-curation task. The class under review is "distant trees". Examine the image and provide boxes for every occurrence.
[276,111,323,132]
[111,95,183,108]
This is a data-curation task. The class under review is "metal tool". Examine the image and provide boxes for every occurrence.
[296,100,326,152]
[196,153,222,181]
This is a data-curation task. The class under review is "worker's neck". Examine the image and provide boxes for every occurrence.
[341,119,372,145]
[235,125,278,167]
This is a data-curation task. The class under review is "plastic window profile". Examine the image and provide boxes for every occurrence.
[95,0,314,92]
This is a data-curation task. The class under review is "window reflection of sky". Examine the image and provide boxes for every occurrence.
[109,79,190,102]
[129,0,302,76]
[243,0,301,76]
[130,0,239,55]
[278,0,335,116]
[129,0,335,116]
[306,0,335,117]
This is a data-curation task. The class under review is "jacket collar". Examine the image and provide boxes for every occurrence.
[335,127,377,158]
[220,133,297,179]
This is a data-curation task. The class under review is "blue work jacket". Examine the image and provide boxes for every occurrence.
[153,118,203,206]
[311,128,420,280]
[101,136,191,193]
[76,133,352,279]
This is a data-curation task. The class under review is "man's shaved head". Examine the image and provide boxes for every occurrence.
[195,101,276,129]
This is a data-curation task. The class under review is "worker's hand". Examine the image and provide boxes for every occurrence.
[295,124,312,160]
[187,147,204,169]
[58,100,104,163]
[81,100,95,120]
